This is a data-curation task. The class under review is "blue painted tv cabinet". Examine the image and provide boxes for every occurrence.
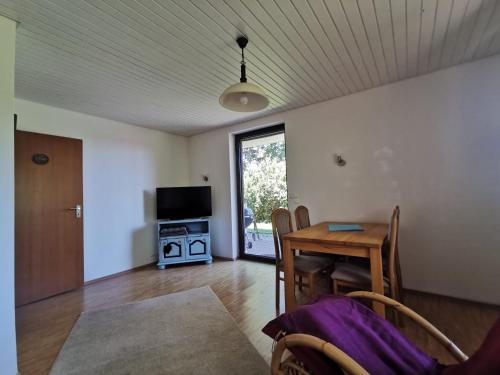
[157,218,212,269]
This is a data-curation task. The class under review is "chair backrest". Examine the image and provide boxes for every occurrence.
[271,208,293,263]
[294,205,311,230]
[388,206,400,294]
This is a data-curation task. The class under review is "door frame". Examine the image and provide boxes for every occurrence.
[234,123,286,262]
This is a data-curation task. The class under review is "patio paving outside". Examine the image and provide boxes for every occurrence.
[245,222,275,258]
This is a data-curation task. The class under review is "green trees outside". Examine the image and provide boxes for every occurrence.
[243,141,287,233]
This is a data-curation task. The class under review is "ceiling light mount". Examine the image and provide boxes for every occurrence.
[236,35,248,50]
[219,36,269,112]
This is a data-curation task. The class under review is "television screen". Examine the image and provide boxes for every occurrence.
[156,186,212,220]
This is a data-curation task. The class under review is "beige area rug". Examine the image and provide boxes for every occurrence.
[50,287,269,375]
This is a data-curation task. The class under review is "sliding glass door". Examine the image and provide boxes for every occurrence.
[235,124,287,261]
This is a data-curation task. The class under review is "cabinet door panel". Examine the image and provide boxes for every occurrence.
[160,238,185,260]
[186,235,210,260]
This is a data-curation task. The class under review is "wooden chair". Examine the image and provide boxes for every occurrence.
[271,291,467,375]
[330,206,403,315]
[294,205,311,230]
[272,208,334,316]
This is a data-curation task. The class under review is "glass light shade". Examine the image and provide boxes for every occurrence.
[219,82,269,112]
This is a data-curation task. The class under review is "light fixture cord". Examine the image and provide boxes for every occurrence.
[240,46,247,83]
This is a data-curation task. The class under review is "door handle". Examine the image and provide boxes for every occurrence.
[68,204,82,218]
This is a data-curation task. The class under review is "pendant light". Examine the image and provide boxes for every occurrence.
[219,36,269,112]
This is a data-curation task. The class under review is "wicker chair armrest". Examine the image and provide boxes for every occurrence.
[271,333,369,375]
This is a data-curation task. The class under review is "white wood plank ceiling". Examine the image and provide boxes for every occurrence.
[1,0,500,135]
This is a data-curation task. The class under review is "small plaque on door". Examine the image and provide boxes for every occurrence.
[32,153,49,165]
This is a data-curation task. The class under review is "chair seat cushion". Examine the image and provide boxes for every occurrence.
[331,262,389,287]
[262,295,443,375]
[280,255,334,274]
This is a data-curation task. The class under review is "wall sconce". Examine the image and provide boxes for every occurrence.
[334,154,346,167]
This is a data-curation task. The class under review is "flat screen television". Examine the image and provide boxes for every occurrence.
[156,186,212,220]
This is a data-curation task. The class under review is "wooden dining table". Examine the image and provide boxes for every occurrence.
[282,222,389,317]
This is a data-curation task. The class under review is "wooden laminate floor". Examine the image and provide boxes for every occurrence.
[16,260,499,375]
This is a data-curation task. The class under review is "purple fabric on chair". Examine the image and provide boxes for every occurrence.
[263,294,444,375]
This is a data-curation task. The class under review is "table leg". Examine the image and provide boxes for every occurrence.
[283,238,296,312]
[370,246,386,318]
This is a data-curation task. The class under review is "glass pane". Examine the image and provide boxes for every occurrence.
[241,132,287,258]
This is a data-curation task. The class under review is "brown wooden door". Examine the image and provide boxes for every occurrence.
[15,131,83,306]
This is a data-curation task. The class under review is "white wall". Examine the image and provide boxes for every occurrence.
[15,99,190,281]
[0,15,18,375]
[189,54,500,305]
[189,132,237,259]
